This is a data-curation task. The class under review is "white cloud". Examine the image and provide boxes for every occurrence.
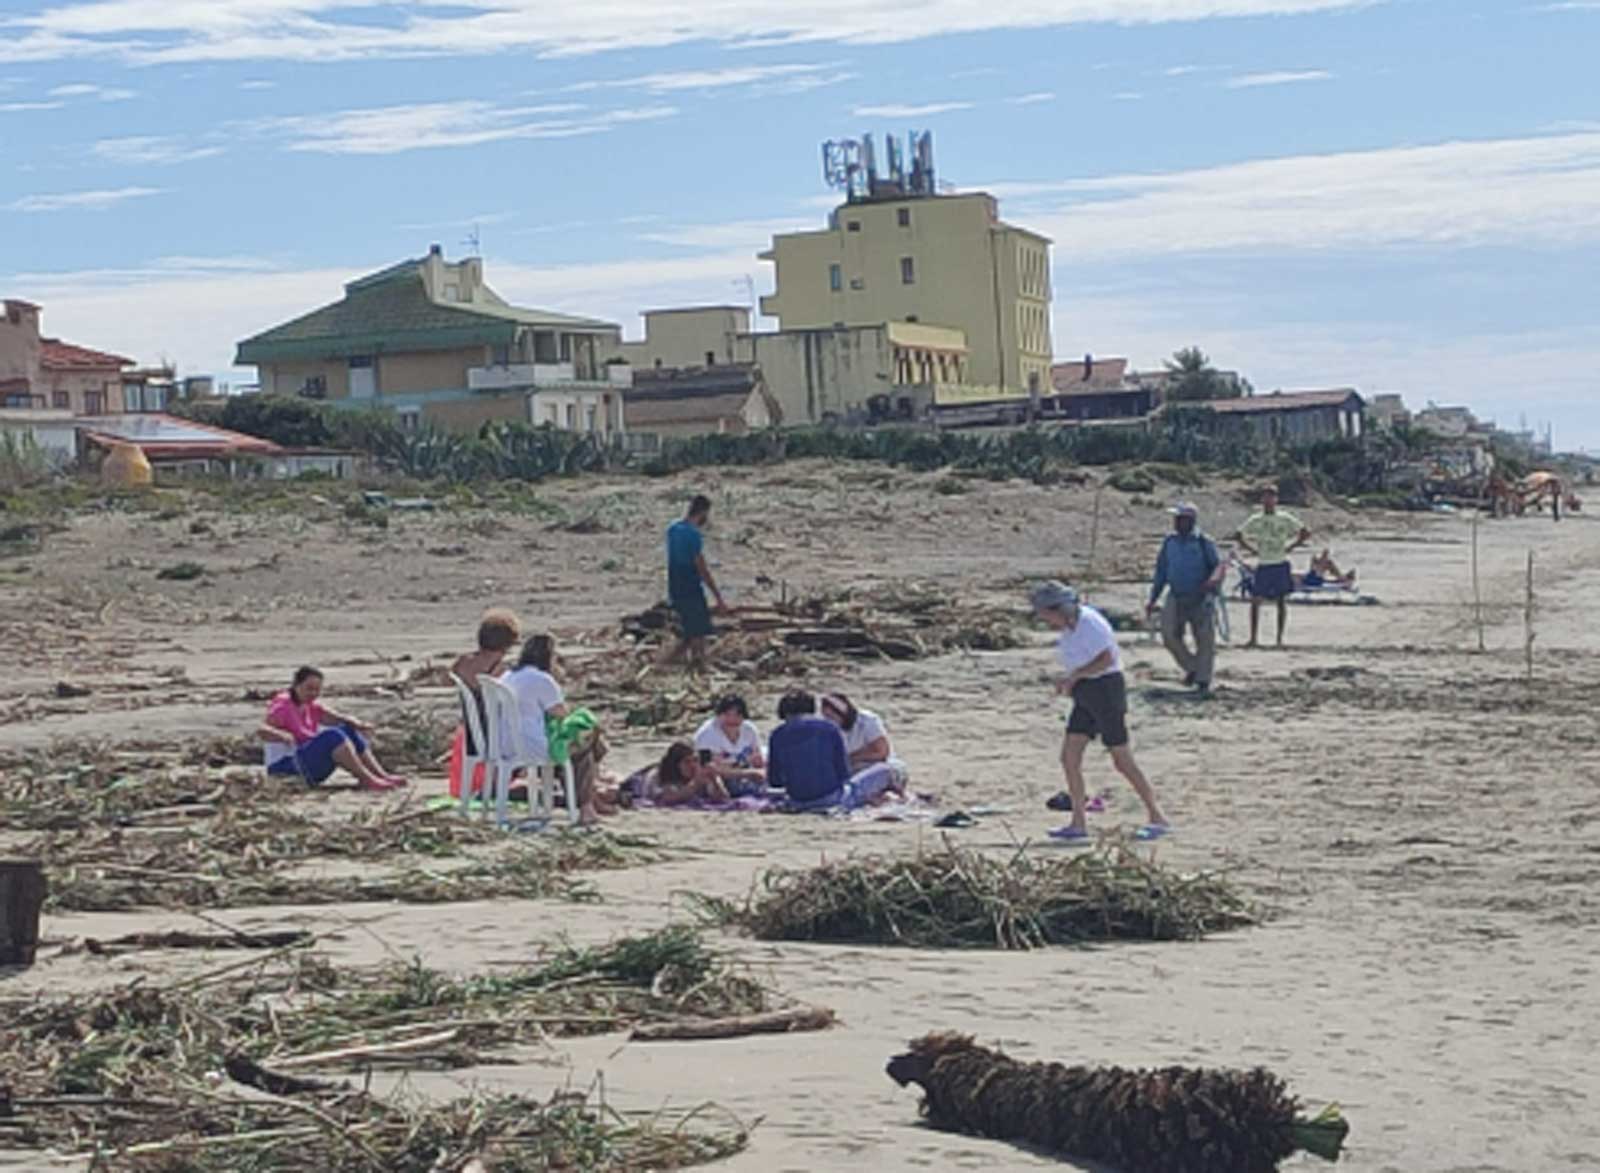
[568,62,845,94]
[7,185,164,211]
[991,132,1600,260]
[93,134,223,164]
[1008,91,1057,105]
[852,101,973,117]
[1224,69,1333,88]
[1113,91,1143,100]
[48,80,135,99]
[239,78,276,89]
[248,100,673,154]
[0,1,1386,66]
[0,99,63,111]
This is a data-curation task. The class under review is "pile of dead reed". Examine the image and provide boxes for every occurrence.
[708,842,1254,950]
[39,824,653,912]
[0,926,758,1169]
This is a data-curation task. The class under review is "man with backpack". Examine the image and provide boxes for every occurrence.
[1145,503,1226,695]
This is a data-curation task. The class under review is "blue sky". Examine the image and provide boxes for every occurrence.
[3,0,1598,445]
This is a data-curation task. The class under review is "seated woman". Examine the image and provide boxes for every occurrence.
[819,691,910,796]
[502,634,614,824]
[693,694,767,795]
[1301,549,1357,589]
[771,691,902,811]
[451,608,521,759]
[621,742,732,807]
[258,666,406,790]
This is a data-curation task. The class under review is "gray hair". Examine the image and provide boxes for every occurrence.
[1029,580,1080,613]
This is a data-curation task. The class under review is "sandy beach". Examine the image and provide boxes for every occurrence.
[4,462,1598,1172]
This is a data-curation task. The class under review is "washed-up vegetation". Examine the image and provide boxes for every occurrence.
[887,1032,1348,1173]
[0,927,757,1170]
[585,580,1023,729]
[707,843,1254,950]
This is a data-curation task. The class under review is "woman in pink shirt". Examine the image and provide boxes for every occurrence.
[258,666,406,790]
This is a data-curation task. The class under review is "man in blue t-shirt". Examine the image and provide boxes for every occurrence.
[1145,502,1226,693]
[665,494,726,667]
[768,691,900,810]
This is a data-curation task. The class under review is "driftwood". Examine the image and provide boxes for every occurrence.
[629,1005,836,1042]
[223,1055,344,1098]
[84,929,312,955]
[0,859,46,967]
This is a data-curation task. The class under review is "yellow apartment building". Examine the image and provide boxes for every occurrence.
[758,190,1053,396]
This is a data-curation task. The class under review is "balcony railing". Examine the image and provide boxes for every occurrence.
[468,362,578,391]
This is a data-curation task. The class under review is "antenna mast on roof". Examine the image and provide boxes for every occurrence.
[462,223,482,258]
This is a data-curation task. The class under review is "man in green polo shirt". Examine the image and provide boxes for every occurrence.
[1234,485,1311,649]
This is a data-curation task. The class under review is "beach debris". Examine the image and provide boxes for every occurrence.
[155,560,206,581]
[630,1004,837,1042]
[83,929,312,955]
[0,927,766,1168]
[52,681,92,699]
[708,842,1253,950]
[886,1032,1349,1172]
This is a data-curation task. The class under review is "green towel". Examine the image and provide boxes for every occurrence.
[545,707,599,766]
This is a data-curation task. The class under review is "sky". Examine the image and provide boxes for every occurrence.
[2,0,1598,447]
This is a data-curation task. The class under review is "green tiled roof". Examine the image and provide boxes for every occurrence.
[236,261,615,365]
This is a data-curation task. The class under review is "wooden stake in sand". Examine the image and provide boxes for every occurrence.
[0,859,46,967]
[1524,550,1536,684]
[1471,512,1486,653]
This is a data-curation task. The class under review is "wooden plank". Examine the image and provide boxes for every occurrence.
[0,859,46,967]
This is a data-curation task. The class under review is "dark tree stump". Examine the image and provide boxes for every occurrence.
[0,860,46,967]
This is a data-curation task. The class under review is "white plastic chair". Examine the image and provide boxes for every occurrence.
[448,673,489,818]
[478,675,579,828]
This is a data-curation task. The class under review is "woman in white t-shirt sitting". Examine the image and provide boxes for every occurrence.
[502,634,613,824]
[819,692,910,797]
[692,694,767,795]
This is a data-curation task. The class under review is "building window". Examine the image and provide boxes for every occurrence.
[84,390,104,415]
[565,403,576,429]
[850,277,865,290]
[52,391,69,409]
[847,220,861,232]
[491,343,511,366]
[398,408,420,433]
[705,351,716,367]
[586,404,598,434]
[829,263,842,292]
[300,376,327,400]
[897,207,911,228]
[900,257,915,285]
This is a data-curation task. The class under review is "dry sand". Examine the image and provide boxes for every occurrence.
[3,461,1599,1171]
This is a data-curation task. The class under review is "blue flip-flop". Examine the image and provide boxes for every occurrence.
[1047,825,1091,845]
[1135,823,1174,841]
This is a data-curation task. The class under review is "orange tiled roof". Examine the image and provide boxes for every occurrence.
[40,337,133,372]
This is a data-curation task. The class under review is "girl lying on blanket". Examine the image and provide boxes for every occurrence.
[619,742,732,807]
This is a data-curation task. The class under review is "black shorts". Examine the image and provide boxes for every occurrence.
[1066,672,1129,748]
[1252,561,1294,600]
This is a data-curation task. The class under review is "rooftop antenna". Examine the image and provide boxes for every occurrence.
[462,223,482,258]
[732,275,757,322]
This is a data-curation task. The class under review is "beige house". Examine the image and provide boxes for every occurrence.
[624,364,780,449]
[615,306,750,370]
[1,298,133,414]
[759,190,1052,395]
[237,247,627,435]
[739,320,967,423]
[607,305,969,424]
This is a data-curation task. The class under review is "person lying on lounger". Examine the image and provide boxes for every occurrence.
[258,666,407,790]
[1300,549,1357,590]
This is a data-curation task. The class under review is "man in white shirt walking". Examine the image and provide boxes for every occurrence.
[1030,581,1171,844]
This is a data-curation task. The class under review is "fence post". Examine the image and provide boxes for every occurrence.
[1524,551,1536,684]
